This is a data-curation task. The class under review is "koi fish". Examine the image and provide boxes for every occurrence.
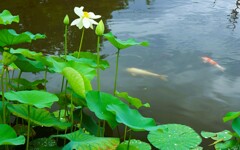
[201,56,225,72]
[126,67,168,81]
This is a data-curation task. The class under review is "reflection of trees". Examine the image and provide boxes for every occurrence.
[227,0,240,30]
[0,0,128,54]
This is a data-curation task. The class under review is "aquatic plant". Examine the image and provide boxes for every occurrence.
[0,8,206,150]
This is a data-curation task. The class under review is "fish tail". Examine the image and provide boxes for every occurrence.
[157,75,168,81]
[215,64,225,72]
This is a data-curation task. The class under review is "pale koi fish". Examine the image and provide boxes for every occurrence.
[126,67,168,81]
[201,56,225,72]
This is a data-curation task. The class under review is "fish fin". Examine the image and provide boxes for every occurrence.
[130,72,137,76]
[215,64,225,72]
[157,75,168,81]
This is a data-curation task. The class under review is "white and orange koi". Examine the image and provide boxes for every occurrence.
[201,56,225,72]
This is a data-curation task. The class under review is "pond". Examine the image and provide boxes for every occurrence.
[1,0,240,148]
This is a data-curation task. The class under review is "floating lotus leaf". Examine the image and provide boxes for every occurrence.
[214,140,238,150]
[10,48,42,59]
[107,103,156,131]
[117,139,151,150]
[232,118,240,136]
[103,32,149,50]
[148,124,202,150]
[0,29,45,47]
[62,67,92,99]
[4,90,58,108]
[0,10,19,25]
[50,130,119,150]
[115,91,150,109]
[14,54,45,72]
[86,91,123,129]
[7,104,71,130]
[201,130,232,141]
[0,124,25,145]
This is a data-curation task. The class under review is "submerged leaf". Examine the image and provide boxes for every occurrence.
[0,29,45,47]
[0,10,19,25]
[0,124,25,145]
[4,90,58,108]
[51,130,119,150]
[7,104,71,130]
[103,32,149,50]
[148,124,202,150]
[117,139,151,150]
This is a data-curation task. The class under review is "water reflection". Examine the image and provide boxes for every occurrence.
[227,0,240,30]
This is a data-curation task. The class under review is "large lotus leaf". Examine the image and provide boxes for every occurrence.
[68,51,110,70]
[0,124,25,145]
[106,103,156,131]
[0,29,46,47]
[115,91,150,109]
[103,32,149,50]
[62,67,92,99]
[4,90,58,108]
[0,10,19,25]
[50,130,119,150]
[14,54,45,72]
[117,139,151,150]
[86,91,123,129]
[223,111,240,122]
[10,48,43,59]
[201,130,232,141]
[232,118,240,136]
[7,104,71,130]
[148,124,202,150]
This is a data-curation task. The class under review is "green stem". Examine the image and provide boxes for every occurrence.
[70,94,74,132]
[96,36,101,91]
[1,68,6,124]
[79,108,83,129]
[127,130,132,150]
[113,49,120,95]
[123,125,128,141]
[102,120,105,137]
[26,105,31,150]
[44,67,48,91]
[5,69,9,91]
[17,70,22,89]
[64,25,68,60]
[77,28,85,58]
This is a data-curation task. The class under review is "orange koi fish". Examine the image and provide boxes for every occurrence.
[201,56,225,72]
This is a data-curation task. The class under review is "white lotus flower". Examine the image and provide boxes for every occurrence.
[71,6,101,29]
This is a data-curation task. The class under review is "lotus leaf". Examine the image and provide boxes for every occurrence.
[232,118,240,136]
[10,48,43,59]
[115,91,150,109]
[223,111,240,122]
[147,124,202,150]
[0,124,25,145]
[107,103,156,131]
[117,139,151,150]
[7,104,71,130]
[0,10,19,25]
[4,90,58,108]
[214,140,238,150]
[0,29,45,47]
[51,130,119,150]
[103,32,149,50]
[10,78,46,91]
[86,91,122,129]
[201,130,232,141]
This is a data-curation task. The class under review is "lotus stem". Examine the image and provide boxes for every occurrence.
[44,67,48,91]
[26,105,31,150]
[102,120,105,137]
[113,49,120,95]
[79,108,83,129]
[123,125,128,141]
[17,70,22,89]
[96,35,101,91]
[64,24,68,60]
[77,28,85,58]
[127,130,132,150]
[1,67,6,124]
[70,94,74,132]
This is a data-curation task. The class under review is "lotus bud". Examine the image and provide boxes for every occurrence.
[95,20,105,36]
[2,51,17,66]
[63,15,69,25]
